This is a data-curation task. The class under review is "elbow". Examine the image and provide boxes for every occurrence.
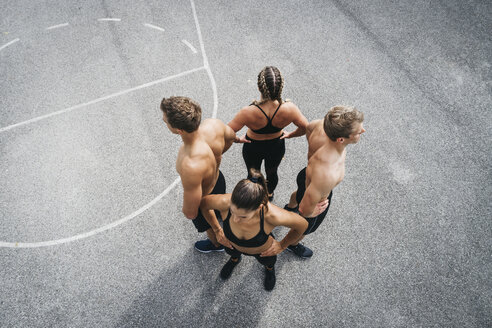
[182,208,198,220]
[298,204,310,218]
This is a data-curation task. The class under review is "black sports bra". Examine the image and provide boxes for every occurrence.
[250,103,283,134]
[223,207,270,248]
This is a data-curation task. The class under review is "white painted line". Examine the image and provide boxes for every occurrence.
[46,23,69,30]
[0,177,181,248]
[0,2,217,248]
[143,23,165,32]
[0,38,20,52]
[0,66,206,133]
[182,39,197,54]
[190,0,218,118]
[98,18,121,22]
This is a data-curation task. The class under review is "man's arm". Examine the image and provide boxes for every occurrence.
[298,172,335,218]
[180,165,204,219]
[222,123,237,153]
[260,209,309,257]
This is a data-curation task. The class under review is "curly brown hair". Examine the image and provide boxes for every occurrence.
[160,96,202,133]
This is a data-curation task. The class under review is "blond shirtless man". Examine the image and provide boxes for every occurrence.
[160,96,236,252]
[284,106,365,258]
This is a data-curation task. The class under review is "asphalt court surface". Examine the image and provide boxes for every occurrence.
[1,0,491,327]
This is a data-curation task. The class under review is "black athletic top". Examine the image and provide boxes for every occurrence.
[250,103,283,134]
[223,207,270,247]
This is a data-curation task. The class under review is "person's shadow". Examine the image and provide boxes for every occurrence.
[117,245,289,327]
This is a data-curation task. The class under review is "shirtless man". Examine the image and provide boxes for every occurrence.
[284,105,365,258]
[160,96,236,252]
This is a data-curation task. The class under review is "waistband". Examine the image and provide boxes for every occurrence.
[245,133,284,142]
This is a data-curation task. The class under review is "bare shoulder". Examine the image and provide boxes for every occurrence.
[178,152,209,176]
[306,119,322,135]
[308,119,323,129]
[202,193,231,210]
[201,118,228,136]
[264,203,284,226]
[240,104,258,116]
[264,203,303,227]
[202,118,226,129]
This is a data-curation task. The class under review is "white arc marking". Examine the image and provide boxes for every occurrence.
[98,18,121,22]
[182,40,197,54]
[144,23,165,32]
[0,178,181,248]
[0,38,20,52]
[46,23,69,30]
[0,1,218,248]
[190,0,218,118]
[0,66,206,133]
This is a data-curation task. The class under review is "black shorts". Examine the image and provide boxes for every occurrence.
[295,167,333,235]
[192,170,226,233]
[225,247,277,268]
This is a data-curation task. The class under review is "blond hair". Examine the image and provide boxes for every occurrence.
[323,106,364,141]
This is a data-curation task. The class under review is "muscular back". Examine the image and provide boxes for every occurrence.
[177,119,235,197]
[199,119,233,170]
[298,121,345,215]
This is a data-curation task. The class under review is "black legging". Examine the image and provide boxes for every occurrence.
[242,135,285,194]
[225,247,277,268]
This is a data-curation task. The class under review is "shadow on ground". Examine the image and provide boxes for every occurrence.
[117,246,290,327]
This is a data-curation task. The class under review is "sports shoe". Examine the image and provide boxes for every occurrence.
[264,266,276,291]
[194,239,225,253]
[220,257,241,280]
[283,204,298,213]
[287,243,313,258]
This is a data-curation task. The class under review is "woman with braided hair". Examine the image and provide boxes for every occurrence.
[200,169,311,291]
[228,66,308,200]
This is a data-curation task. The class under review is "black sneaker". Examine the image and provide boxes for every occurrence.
[287,243,313,258]
[194,239,225,253]
[283,204,298,213]
[220,257,241,280]
[264,266,276,291]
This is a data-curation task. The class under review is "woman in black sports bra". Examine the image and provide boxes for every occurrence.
[200,169,307,291]
[228,66,308,200]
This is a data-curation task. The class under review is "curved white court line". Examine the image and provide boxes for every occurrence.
[98,18,121,22]
[144,23,165,32]
[1,0,218,248]
[182,39,197,54]
[191,0,218,118]
[0,66,205,133]
[46,23,69,30]
[0,178,181,248]
[0,38,20,52]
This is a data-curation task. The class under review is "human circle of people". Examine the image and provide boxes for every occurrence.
[160,66,366,291]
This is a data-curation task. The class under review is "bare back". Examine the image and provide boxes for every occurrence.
[230,100,305,140]
[177,118,235,196]
[305,120,346,200]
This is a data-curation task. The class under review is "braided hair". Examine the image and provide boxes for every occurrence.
[256,66,284,105]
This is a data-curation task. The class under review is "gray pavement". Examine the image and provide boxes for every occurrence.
[0,0,491,327]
